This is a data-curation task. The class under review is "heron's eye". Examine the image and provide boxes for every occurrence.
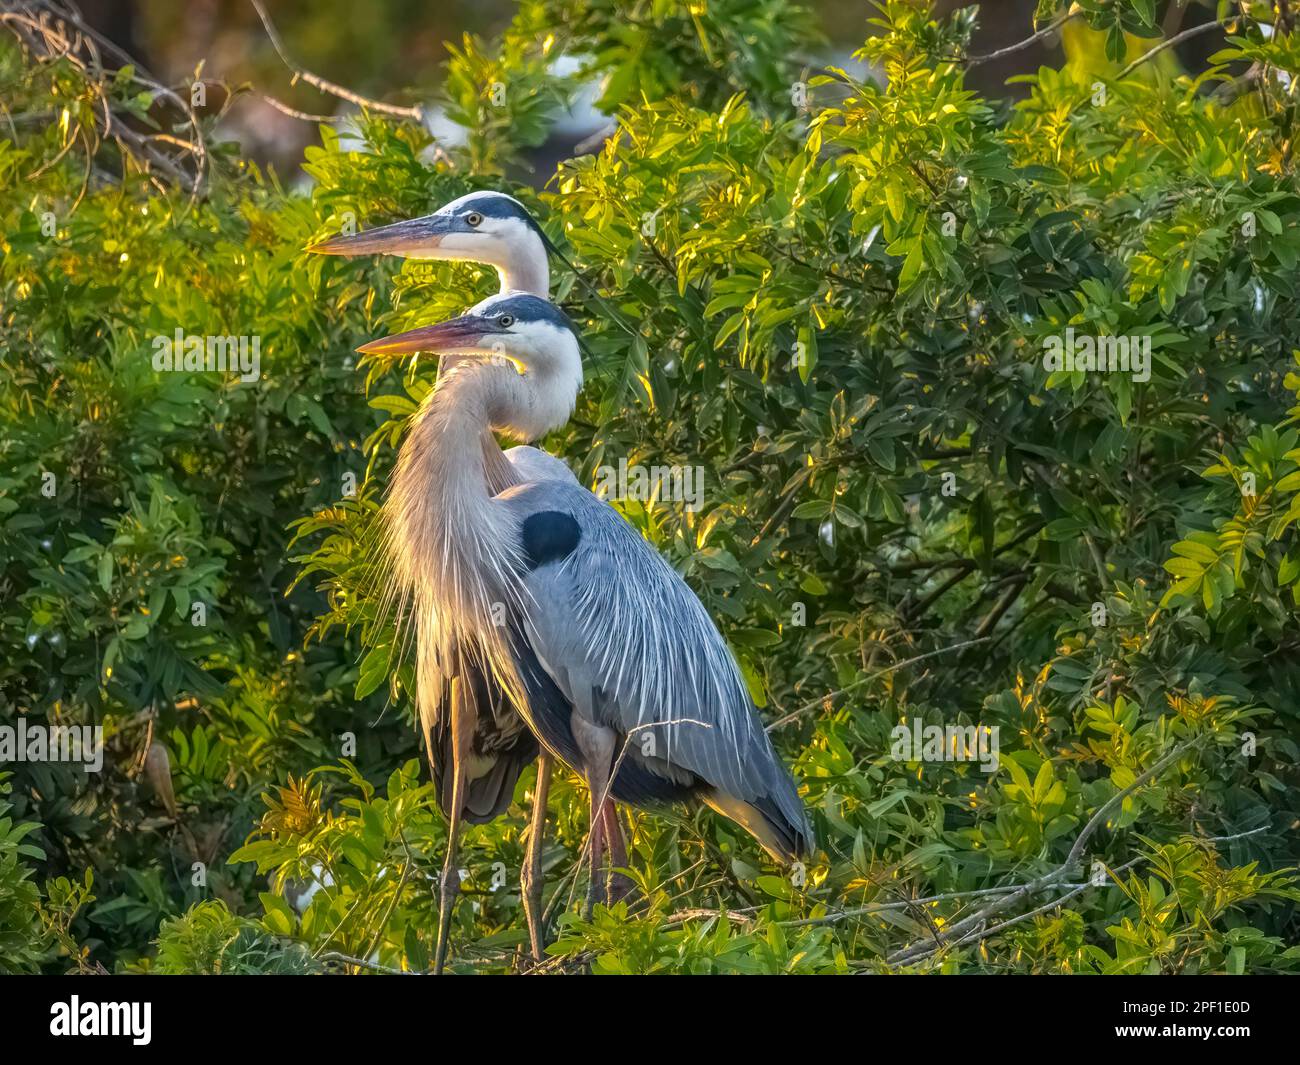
[466,212,483,227]
[498,314,515,328]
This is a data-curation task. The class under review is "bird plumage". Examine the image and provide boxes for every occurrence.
[422,445,574,824]
[313,198,576,967]
[368,293,811,859]
[498,477,814,859]
[317,201,813,967]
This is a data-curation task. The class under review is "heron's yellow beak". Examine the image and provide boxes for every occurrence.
[356,316,524,375]
[308,215,451,258]
[356,319,482,356]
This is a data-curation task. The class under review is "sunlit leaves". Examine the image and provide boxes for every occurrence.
[5,0,1300,975]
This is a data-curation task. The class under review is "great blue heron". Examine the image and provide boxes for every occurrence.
[310,190,550,297]
[309,192,573,481]
[357,292,813,971]
[311,191,569,966]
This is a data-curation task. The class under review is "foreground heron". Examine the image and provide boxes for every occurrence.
[358,292,813,970]
[312,191,569,964]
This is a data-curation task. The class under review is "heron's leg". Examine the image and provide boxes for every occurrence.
[521,751,553,963]
[602,800,634,904]
[584,780,607,920]
[434,778,464,975]
[570,714,616,921]
[434,677,471,975]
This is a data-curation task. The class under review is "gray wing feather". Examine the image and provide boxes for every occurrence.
[498,479,809,842]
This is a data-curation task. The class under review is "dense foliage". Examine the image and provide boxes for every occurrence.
[2,0,1298,974]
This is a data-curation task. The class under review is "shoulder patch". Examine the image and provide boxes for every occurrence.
[520,511,580,570]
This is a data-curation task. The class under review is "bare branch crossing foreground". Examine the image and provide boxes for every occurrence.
[885,739,1206,966]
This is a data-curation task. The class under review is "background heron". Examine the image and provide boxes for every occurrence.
[358,293,813,971]
[310,190,551,296]
[312,191,570,966]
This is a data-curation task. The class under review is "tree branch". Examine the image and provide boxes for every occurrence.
[318,951,418,975]
[1116,19,1230,81]
[249,0,424,122]
[886,738,1204,965]
[957,10,1082,67]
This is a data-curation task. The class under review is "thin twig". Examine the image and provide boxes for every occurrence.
[797,856,1147,932]
[974,575,1027,637]
[749,466,814,547]
[318,951,418,975]
[262,94,344,124]
[249,0,424,122]
[1116,19,1230,81]
[2,2,207,200]
[887,738,1205,966]
[945,10,1082,67]
[358,831,415,968]
[766,637,993,732]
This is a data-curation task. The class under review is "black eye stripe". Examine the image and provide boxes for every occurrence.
[475,294,575,335]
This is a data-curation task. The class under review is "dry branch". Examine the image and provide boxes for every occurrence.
[886,738,1207,966]
[249,0,424,123]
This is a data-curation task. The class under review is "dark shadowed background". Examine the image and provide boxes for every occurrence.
[72,0,1225,179]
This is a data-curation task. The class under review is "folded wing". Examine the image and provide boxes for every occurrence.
[498,479,813,860]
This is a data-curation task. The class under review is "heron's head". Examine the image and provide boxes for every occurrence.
[308,192,549,294]
[357,293,582,440]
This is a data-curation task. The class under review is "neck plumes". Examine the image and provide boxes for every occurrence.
[381,327,580,713]
[383,365,528,705]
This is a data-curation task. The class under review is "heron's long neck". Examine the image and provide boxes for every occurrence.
[387,366,525,628]
[497,249,549,299]
[385,366,531,727]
